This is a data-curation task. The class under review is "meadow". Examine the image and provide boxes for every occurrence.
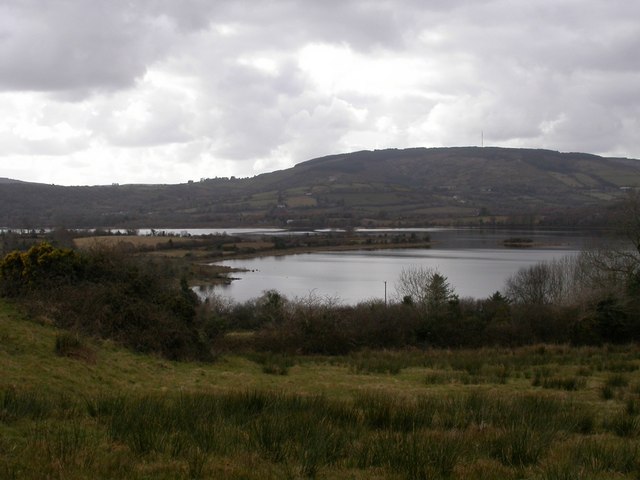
[2,301,640,479]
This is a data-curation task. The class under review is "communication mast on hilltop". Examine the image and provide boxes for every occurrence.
[481,130,484,148]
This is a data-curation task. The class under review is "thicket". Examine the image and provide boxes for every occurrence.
[0,242,219,361]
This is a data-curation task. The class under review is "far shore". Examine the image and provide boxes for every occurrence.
[217,240,433,260]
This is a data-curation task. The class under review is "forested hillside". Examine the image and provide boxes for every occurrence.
[1,147,639,228]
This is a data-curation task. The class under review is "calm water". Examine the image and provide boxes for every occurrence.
[199,229,607,304]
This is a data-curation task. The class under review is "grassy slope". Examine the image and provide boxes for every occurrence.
[2,297,638,408]
[0,300,434,399]
[3,300,640,479]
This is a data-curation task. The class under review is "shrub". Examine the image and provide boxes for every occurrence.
[252,295,423,355]
[1,244,218,362]
[0,242,84,296]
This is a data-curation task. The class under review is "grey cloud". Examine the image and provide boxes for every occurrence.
[215,1,409,51]
[1,0,639,186]
[0,0,214,95]
[281,97,367,164]
[418,1,640,78]
[0,3,150,92]
[0,0,413,98]
[199,60,307,159]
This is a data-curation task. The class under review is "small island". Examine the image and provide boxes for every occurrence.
[502,237,534,248]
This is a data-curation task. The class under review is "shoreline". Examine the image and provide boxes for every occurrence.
[216,240,433,261]
[192,241,432,286]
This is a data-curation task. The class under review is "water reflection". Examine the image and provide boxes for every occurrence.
[204,246,581,305]
[192,229,613,305]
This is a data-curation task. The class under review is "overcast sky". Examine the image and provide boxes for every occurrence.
[0,0,639,185]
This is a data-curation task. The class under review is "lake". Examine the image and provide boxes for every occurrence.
[198,228,609,305]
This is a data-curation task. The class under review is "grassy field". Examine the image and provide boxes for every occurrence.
[2,300,640,479]
[73,235,200,250]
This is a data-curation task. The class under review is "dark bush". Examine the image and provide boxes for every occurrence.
[571,295,639,345]
[254,298,354,355]
[1,243,217,361]
[251,295,429,355]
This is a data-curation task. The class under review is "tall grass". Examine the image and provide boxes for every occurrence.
[0,388,67,422]
[4,386,621,478]
[87,390,600,478]
[3,344,640,478]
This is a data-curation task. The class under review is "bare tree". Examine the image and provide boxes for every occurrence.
[395,266,456,309]
[395,266,435,305]
[505,262,561,305]
[619,190,640,257]
[506,195,640,305]
[576,192,640,292]
[504,255,595,305]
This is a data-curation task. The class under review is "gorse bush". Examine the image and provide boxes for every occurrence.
[0,242,85,296]
[0,243,218,361]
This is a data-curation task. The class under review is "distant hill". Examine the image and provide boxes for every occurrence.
[1,147,639,228]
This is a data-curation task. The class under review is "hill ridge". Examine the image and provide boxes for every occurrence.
[1,147,638,228]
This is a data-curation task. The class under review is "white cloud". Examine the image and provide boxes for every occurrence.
[0,0,639,185]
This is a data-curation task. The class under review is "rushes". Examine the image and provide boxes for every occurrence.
[601,374,631,400]
[1,387,636,479]
[3,344,640,478]
[567,438,640,475]
[0,388,62,422]
[356,430,463,479]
